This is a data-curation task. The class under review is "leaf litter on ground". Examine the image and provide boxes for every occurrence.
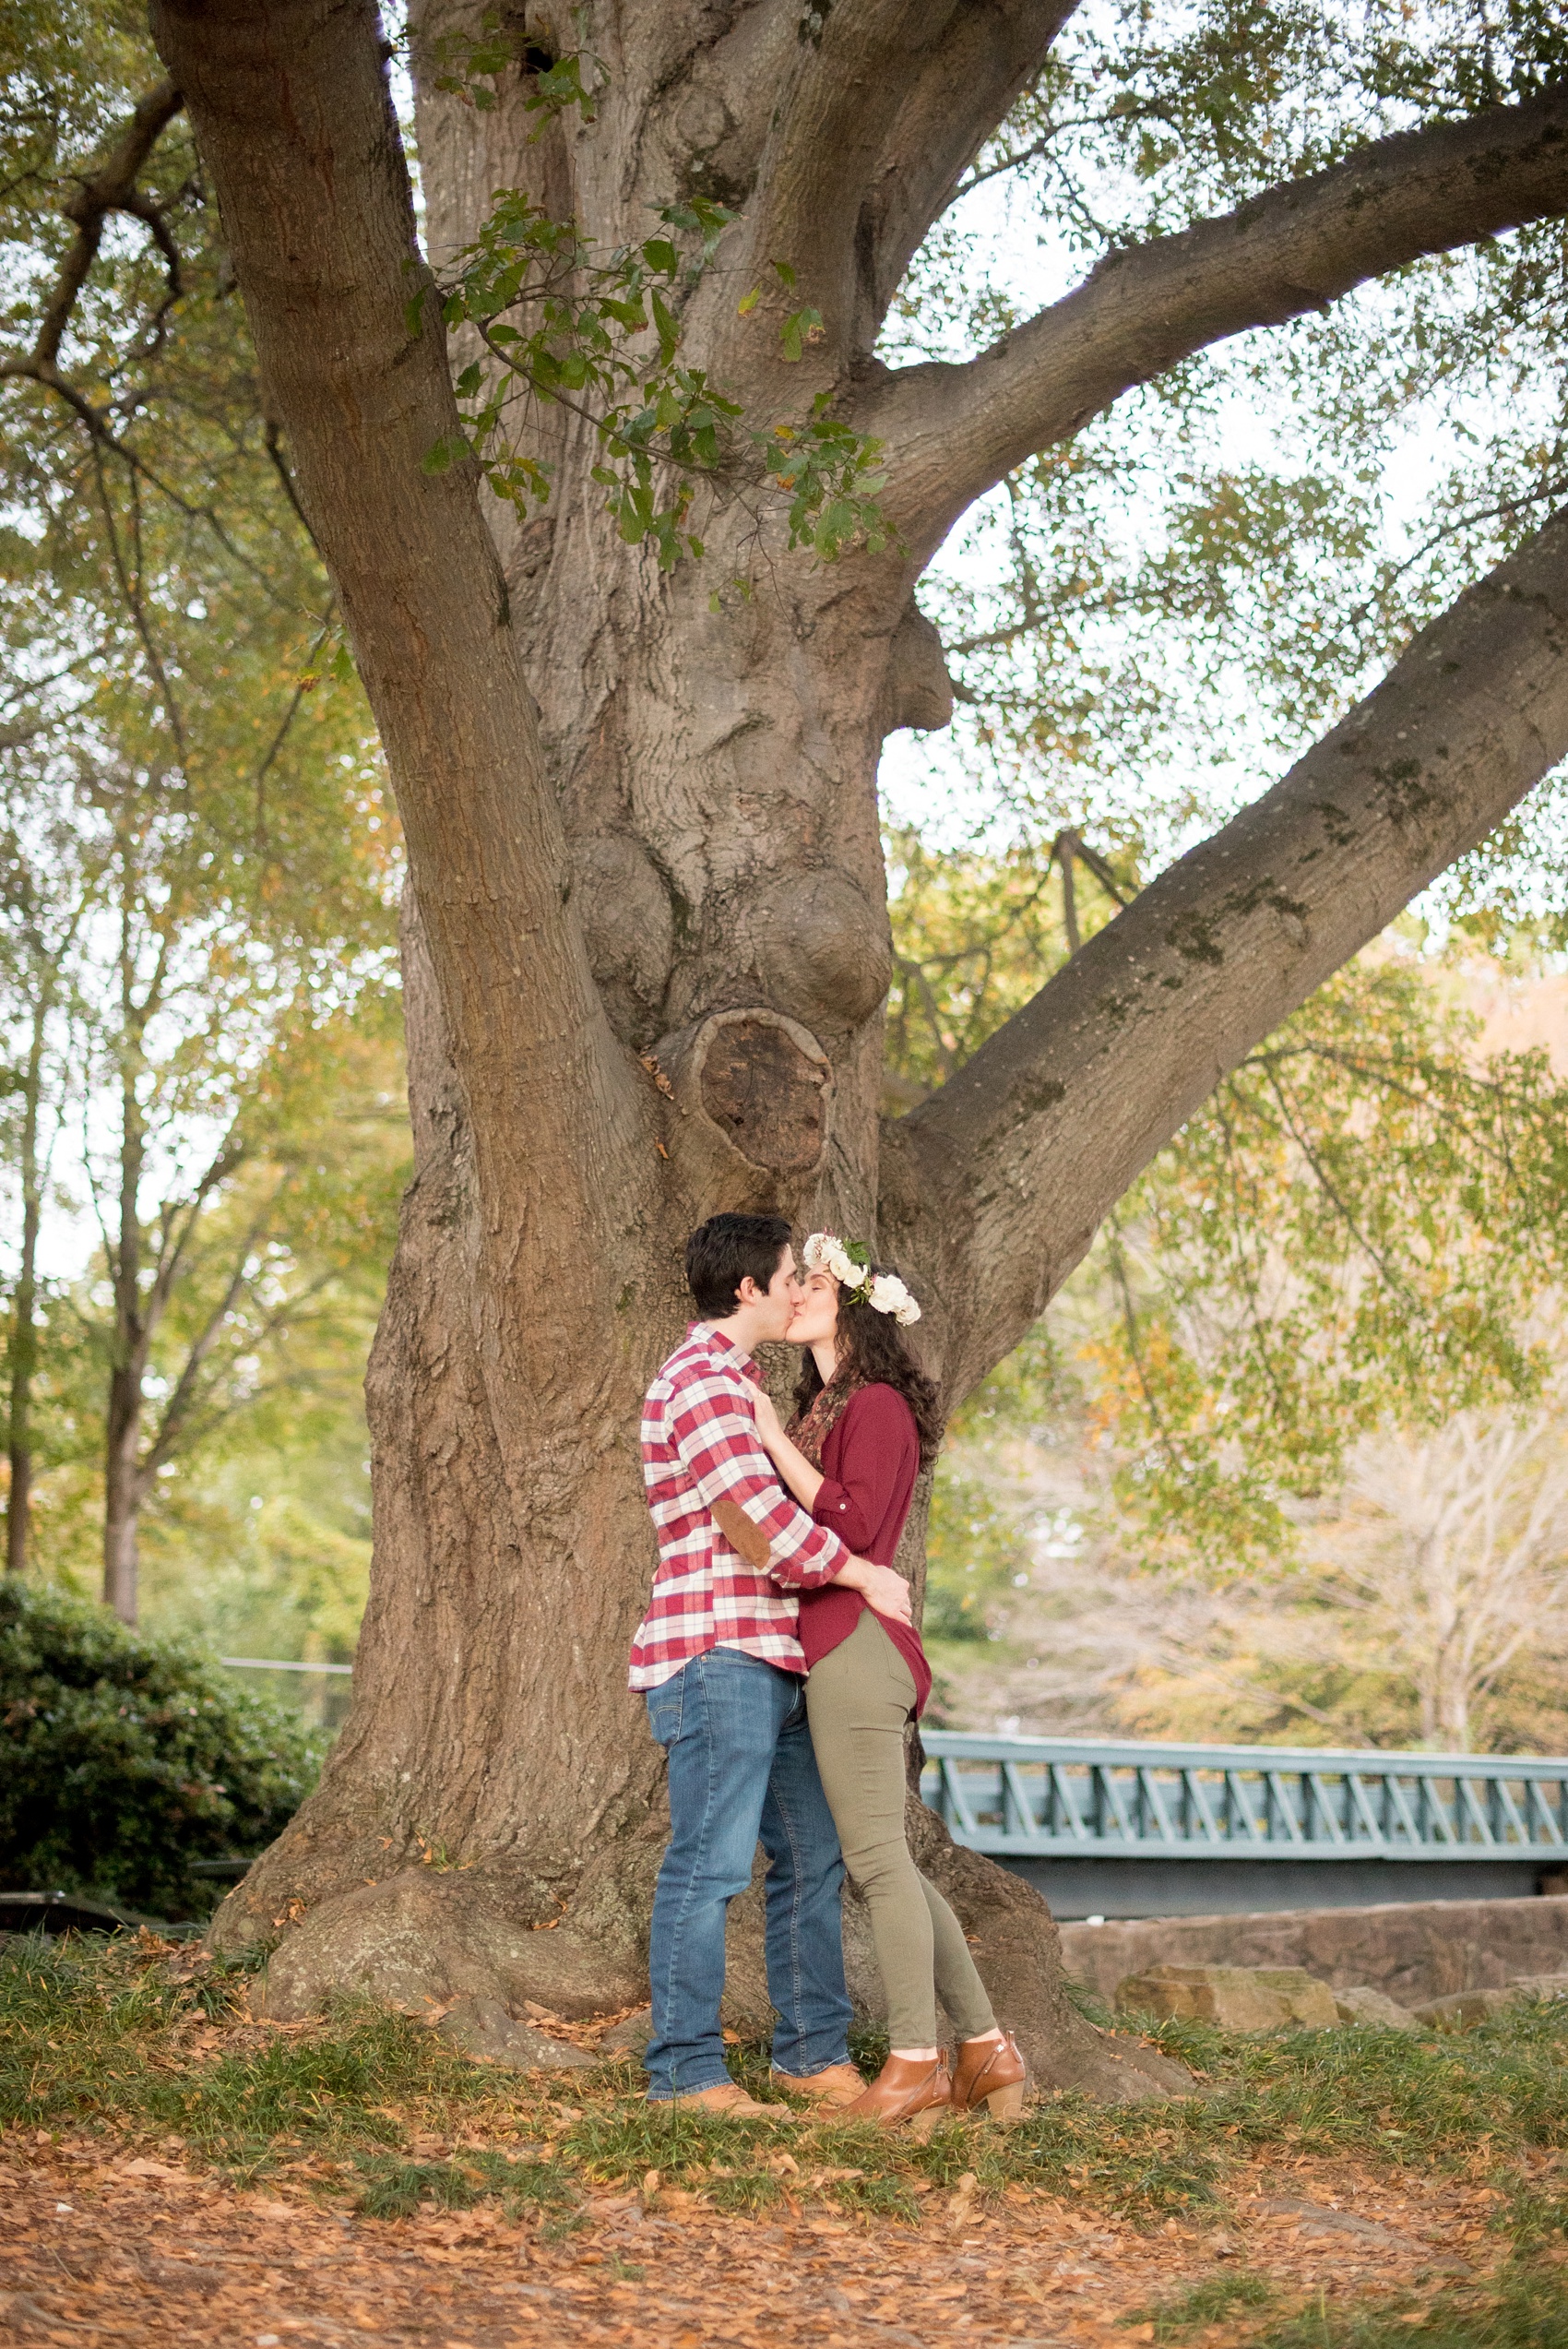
[5,1930,1568,2344]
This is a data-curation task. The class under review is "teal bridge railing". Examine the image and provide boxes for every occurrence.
[919,1733,1568,1866]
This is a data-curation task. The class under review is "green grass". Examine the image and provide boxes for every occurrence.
[7,1930,1568,2249]
[0,1931,508,2181]
[1249,2253,1568,2348]
[1123,2270,1277,2340]
[350,2148,578,2221]
[1292,2179,1568,2347]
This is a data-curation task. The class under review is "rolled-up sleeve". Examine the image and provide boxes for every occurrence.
[671,1387,849,1587]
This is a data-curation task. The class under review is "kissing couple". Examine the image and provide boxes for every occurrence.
[629,1210,1027,2128]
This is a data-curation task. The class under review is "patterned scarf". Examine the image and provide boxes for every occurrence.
[787,1376,862,1470]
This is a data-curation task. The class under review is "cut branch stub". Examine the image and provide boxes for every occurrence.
[659,1007,832,1211]
[701,1017,827,1172]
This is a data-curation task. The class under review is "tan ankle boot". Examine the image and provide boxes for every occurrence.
[771,2061,865,2110]
[666,2081,790,2119]
[844,2052,952,2131]
[950,2030,1028,2121]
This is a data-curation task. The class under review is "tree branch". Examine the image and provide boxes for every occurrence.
[730,0,1068,374]
[842,0,1074,352]
[0,78,323,615]
[861,83,1568,557]
[144,1196,281,1473]
[148,0,650,1359]
[16,79,184,378]
[147,1128,249,1326]
[881,502,1568,1405]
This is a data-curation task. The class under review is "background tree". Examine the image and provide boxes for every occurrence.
[1084,955,1568,1568]
[891,846,1568,1746]
[9,1000,408,1657]
[29,0,1563,2091]
[0,0,401,1619]
[1317,1403,1568,1754]
[1083,1390,1568,1757]
[65,719,396,1622]
[0,789,100,1576]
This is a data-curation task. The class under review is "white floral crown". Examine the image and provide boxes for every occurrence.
[802,1231,921,1326]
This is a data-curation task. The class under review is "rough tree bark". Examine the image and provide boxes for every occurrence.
[148,0,1568,2094]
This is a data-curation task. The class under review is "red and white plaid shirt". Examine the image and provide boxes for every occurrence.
[628,1322,852,1689]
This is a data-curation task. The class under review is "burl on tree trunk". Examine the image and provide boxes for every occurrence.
[147,0,1568,2099]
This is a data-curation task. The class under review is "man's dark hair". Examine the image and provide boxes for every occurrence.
[685,1213,792,1318]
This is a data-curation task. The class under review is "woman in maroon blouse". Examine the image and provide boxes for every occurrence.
[752,1232,1028,2129]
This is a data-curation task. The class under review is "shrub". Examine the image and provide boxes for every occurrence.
[0,1580,325,1922]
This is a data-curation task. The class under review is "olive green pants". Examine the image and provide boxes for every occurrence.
[805,1610,997,2050]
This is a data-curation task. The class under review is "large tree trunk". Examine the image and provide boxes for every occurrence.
[149,0,1568,2097]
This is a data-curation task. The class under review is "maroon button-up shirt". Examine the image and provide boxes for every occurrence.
[796,1382,932,1716]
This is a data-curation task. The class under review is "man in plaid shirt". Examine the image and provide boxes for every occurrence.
[631,1212,912,2113]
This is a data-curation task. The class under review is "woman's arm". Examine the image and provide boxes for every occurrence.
[751,1388,823,1509]
[810,1387,917,1554]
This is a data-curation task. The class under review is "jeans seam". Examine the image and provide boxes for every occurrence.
[769,1728,808,2061]
[655,1660,728,2096]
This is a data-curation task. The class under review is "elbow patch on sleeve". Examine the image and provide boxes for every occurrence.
[713,1496,773,1570]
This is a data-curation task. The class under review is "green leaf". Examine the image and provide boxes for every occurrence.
[779,304,823,363]
[650,288,681,364]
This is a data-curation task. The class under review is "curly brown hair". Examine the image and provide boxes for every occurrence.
[791,1261,944,1470]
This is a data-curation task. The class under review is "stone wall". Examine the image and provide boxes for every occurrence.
[1059,1897,1568,2010]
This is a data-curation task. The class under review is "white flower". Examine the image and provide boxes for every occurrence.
[869,1272,921,1325]
[825,1241,860,1291]
[804,1231,860,1289]
[805,1229,917,1313]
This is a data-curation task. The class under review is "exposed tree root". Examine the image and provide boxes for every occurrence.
[224,1817,1191,2103]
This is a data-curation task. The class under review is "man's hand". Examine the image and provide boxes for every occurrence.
[837,1555,914,1627]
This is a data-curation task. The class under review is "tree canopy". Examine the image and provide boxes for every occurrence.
[4,0,1568,2086]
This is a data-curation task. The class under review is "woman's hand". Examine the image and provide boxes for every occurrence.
[751,1387,824,1509]
[752,1387,786,1455]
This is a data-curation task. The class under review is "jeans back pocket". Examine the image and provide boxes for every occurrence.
[646,1674,684,1747]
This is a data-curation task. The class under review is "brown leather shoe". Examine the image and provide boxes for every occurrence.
[771,2061,865,2110]
[665,2081,790,2119]
[950,2030,1028,2121]
[843,2052,952,2132]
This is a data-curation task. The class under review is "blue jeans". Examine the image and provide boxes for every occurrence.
[643,1645,852,2099]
